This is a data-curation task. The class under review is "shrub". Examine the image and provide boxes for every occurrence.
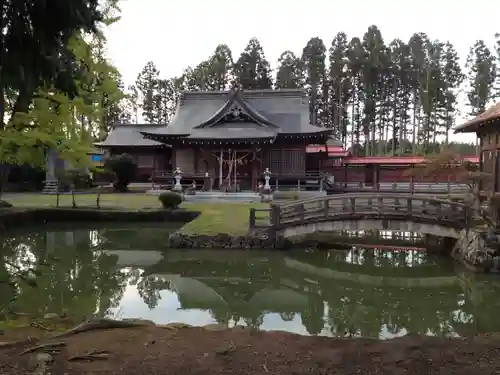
[56,169,92,191]
[0,200,13,208]
[104,153,137,192]
[158,191,182,209]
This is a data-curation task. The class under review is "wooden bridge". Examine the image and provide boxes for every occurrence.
[249,194,473,239]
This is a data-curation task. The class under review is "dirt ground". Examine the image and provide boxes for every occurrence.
[0,322,499,375]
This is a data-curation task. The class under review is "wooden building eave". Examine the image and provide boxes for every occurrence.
[454,102,500,133]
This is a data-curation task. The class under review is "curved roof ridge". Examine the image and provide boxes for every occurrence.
[235,95,279,128]
[193,90,237,128]
[194,89,280,129]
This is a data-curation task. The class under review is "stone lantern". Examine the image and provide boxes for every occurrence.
[173,167,182,192]
[261,168,273,202]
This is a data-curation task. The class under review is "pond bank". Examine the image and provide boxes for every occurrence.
[0,318,498,375]
[452,228,500,272]
[166,232,354,250]
[0,207,199,231]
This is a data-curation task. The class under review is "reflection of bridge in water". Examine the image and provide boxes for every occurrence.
[103,248,500,338]
[250,193,472,240]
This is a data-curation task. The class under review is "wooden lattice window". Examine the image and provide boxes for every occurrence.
[269,150,281,173]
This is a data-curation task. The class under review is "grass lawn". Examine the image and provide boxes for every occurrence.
[3,193,267,235]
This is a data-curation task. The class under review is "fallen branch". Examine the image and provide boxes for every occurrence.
[68,349,110,362]
[21,341,66,355]
[31,321,52,331]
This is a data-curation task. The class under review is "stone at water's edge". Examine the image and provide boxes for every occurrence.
[452,229,500,272]
[167,232,292,249]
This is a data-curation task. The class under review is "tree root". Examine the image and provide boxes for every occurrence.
[50,318,154,340]
[21,341,66,355]
[1,318,152,353]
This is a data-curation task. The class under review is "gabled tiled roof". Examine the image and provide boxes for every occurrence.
[94,123,169,147]
[141,88,332,141]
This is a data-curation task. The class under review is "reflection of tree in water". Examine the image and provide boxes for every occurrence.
[455,271,500,336]
[243,314,264,329]
[48,244,500,339]
[206,281,264,328]
[0,229,130,319]
[280,312,295,321]
[301,297,324,334]
[209,307,232,325]
[320,281,474,338]
[285,248,491,338]
[0,230,47,312]
[136,276,171,309]
[97,224,183,251]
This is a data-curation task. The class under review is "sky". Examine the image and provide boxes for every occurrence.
[104,0,499,143]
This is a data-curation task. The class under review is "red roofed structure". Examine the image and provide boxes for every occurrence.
[306,145,478,184]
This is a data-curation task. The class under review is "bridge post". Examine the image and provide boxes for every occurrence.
[349,197,355,212]
[270,204,281,227]
[268,204,282,245]
[249,208,256,230]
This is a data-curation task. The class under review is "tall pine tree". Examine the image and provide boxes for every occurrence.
[135,61,161,123]
[233,38,273,90]
[275,51,304,89]
[302,37,327,126]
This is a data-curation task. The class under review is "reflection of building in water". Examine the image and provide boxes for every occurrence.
[340,230,422,241]
[45,229,112,254]
[102,250,164,268]
[148,274,310,314]
[45,230,85,251]
[345,249,429,268]
[104,249,500,339]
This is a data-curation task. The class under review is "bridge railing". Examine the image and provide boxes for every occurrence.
[249,194,474,230]
[248,207,273,229]
[341,182,469,193]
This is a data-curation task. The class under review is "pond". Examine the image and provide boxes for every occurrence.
[1,224,500,339]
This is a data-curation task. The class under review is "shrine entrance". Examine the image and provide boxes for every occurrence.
[216,149,256,191]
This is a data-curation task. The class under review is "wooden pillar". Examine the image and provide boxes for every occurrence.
[479,133,483,192]
[494,149,499,193]
[280,146,284,182]
[252,150,257,191]
[152,152,157,189]
[343,166,348,188]
[171,148,177,172]
[410,164,414,193]
[194,148,199,173]
[219,148,223,187]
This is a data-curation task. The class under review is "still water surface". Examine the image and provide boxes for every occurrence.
[1,223,500,339]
